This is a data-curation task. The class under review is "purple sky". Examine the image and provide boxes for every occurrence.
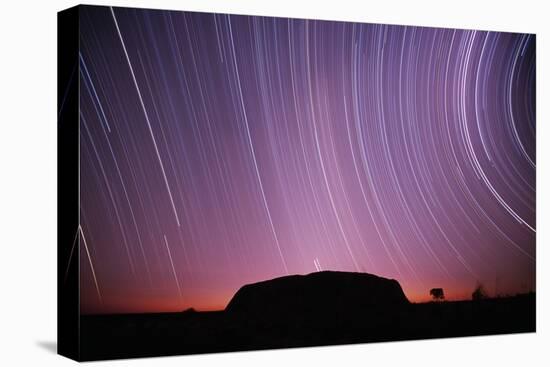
[77,5,535,314]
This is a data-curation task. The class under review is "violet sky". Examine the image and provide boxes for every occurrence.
[77,5,535,314]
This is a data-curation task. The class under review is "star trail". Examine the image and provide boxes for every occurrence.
[77,6,535,314]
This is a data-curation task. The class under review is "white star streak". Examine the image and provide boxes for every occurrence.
[314,258,323,272]
[304,21,359,272]
[79,52,111,133]
[460,31,535,233]
[110,7,181,227]
[80,225,102,303]
[227,15,289,275]
[163,234,183,300]
[63,226,80,283]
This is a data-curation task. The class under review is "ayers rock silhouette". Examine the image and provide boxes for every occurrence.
[225,271,409,320]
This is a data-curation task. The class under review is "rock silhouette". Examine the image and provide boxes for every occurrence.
[226,271,409,320]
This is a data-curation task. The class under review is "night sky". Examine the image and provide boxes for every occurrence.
[77,6,535,314]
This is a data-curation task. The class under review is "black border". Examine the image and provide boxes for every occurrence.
[57,5,80,361]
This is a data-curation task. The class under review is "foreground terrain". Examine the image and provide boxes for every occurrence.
[80,272,535,361]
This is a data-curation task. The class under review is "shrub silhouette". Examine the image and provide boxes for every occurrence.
[430,288,445,301]
[472,284,487,301]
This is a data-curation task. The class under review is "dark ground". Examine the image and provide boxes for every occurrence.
[80,293,535,361]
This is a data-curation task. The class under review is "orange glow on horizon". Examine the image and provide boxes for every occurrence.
[82,280,497,315]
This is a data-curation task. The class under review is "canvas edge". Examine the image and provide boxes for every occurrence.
[57,4,81,362]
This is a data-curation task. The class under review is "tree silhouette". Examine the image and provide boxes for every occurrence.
[429,288,445,301]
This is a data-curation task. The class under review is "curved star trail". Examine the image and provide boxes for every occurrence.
[77,6,535,313]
